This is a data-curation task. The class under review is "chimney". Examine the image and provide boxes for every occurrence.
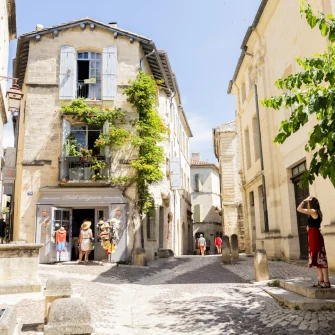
[192,152,200,162]
[36,24,44,31]
[109,22,117,28]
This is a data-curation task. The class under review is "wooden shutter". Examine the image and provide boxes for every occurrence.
[59,46,76,100]
[60,119,71,180]
[103,120,110,158]
[194,204,200,222]
[102,46,117,100]
[198,174,203,192]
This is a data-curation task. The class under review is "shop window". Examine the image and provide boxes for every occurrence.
[146,208,156,240]
[77,52,101,100]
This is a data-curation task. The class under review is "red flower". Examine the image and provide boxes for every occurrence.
[142,100,147,105]
[89,113,94,117]
[105,108,109,111]
[109,132,113,135]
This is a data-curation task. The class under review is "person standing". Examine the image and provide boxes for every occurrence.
[198,234,206,256]
[297,196,331,288]
[78,221,93,264]
[215,234,222,254]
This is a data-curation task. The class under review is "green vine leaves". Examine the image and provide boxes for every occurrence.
[261,2,335,188]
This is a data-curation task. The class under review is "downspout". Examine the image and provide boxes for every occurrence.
[139,49,155,71]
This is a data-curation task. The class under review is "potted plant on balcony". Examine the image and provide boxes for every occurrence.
[90,158,109,181]
[64,135,81,161]
[80,147,92,161]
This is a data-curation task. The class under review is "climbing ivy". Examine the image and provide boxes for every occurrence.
[261,2,335,188]
[125,71,168,212]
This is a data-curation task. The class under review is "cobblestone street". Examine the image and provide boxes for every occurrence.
[1,255,335,334]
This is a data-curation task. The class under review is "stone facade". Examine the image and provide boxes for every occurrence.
[191,154,222,253]
[228,0,335,269]
[13,19,192,263]
[213,121,246,252]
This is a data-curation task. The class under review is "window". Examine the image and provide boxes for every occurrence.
[194,174,202,192]
[70,124,102,156]
[77,52,101,100]
[146,208,156,239]
[252,116,260,161]
[59,46,117,101]
[292,161,306,177]
[249,191,254,207]
[244,127,251,169]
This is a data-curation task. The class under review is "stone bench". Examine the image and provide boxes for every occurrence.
[44,298,93,335]
[157,249,174,258]
[44,278,72,323]
[0,243,43,294]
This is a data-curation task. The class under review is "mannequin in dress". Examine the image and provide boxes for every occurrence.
[55,226,67,261]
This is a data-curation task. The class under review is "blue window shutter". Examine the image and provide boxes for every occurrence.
[61,119,71,179]
[103,120,110,158]
[102,46,117,100]
[59,46,76,100]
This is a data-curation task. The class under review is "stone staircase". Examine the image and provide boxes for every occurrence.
[263,278,335,311]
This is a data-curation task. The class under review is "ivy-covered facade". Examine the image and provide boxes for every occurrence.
[13,18,193,263]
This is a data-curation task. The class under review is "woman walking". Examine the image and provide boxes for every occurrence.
[78,221,93,264]
[297,196,331,288]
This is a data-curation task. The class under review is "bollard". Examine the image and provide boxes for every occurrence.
[44,298,93,335]
[254,249,269,281]
[132,248,147,266]
[221,235,231,264]
[231,234,239,261]
[43,279,72,323]
[0,307,17,335]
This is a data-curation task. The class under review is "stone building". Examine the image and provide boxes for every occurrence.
[190,153,221,253]
[13,18,192,263]
[213,121,246,252]
[228,0,335,269]
[0,0,16,217]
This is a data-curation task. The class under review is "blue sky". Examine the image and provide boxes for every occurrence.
[4,0,261,162]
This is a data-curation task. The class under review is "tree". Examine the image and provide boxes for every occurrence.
[261,2,335,188]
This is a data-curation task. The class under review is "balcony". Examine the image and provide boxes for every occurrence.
[59,156,110,186]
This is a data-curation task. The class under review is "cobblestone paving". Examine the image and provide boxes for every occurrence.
[1,255,335,334]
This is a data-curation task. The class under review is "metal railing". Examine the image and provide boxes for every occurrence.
[77,80,101,100]
[60,157,109,182]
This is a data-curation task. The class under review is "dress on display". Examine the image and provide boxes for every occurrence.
[80,229,92,251]
[56,228,67,253]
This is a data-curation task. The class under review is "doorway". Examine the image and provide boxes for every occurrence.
[293,180,309,259]
[72,209,95,260]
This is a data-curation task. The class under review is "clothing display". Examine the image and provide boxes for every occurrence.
[80,229,92,251]
[56,227,67,253]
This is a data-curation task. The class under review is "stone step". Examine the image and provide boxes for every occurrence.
[279,278,335,299]
[263,286,335,311]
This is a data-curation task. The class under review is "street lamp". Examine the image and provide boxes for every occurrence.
[6,79,23,115]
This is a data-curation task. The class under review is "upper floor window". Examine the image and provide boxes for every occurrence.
[59,45,117,101]
[77,52,101,100]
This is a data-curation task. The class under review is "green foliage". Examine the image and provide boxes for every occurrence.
[1,207,9,214]
[61,98,126,126]
[111,176,131,186]
[268,280,280,287]
[124,71,168,212]
[90,158,108,181]
[64,135,80,156]
[261,2,335,188]
[94,125,132,148]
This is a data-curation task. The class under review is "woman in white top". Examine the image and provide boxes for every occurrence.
[78,221,93,264]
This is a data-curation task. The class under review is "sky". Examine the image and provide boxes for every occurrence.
[4,0,262,162]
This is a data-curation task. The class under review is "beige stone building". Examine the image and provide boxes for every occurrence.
[13,18,192,263]
[190,153,221,254]
[213,121,246,252]
[228,0,335,270]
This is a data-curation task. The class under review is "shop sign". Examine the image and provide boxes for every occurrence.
[2,167,16,181]
[38,191,125,205]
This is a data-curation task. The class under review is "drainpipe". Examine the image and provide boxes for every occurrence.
[243,49,269,232]
[139,49,155,71]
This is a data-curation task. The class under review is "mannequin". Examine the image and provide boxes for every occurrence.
[56,226,67,262]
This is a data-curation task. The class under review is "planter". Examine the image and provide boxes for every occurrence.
[64,156,81,162]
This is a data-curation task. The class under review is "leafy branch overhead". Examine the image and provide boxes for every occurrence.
[261,1,335,188]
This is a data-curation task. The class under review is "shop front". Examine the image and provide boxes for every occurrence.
[35,188,128,264]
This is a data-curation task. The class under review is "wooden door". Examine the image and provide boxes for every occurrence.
[293,180,309,259]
